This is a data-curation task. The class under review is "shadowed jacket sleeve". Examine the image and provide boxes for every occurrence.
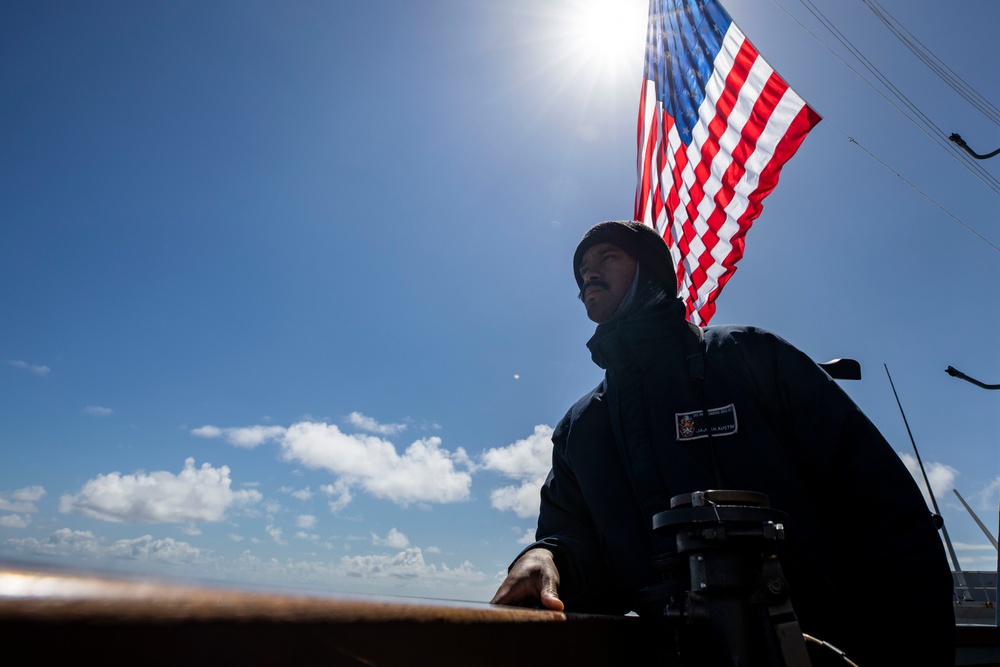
[514,407,632,614]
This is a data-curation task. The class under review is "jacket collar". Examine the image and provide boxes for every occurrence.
[587,298,699,371]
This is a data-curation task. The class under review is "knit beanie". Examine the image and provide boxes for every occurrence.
[573,221,677,294]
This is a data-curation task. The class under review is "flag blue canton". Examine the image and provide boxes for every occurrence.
[646,0,731,144]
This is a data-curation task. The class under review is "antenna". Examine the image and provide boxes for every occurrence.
[884,364,965,575]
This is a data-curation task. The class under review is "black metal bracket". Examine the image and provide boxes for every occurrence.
[946,365,1000,390]
[949,133,1000,160]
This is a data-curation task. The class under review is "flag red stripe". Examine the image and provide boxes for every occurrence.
[635,4,818,324]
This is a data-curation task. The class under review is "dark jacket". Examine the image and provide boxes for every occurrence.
[527,298,954,664]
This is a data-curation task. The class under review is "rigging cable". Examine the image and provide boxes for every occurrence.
[847,139,1000,253]
[790,0,1000,195]
[860,0,1000,159]
[861,0,1000,127]
[764,0,1000,253]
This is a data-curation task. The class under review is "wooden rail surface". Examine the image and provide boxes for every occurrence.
[0,565,660,666]
[2,565,998,666]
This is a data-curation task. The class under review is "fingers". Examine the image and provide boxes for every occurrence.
[488,577,528,606]
[490,548,563,611]
[539,585,564,611]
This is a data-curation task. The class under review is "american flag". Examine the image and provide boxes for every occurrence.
[635,0,821,326]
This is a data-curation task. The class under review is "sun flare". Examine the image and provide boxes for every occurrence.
[563,0,648,72]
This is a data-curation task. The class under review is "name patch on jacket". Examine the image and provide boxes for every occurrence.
[675,404,738,441]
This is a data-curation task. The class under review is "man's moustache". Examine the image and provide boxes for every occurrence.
[583,280,609,292]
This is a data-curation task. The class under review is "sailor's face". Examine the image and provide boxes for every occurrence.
[579,243,637,323]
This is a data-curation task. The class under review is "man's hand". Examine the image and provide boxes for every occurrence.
[489,547,564,611]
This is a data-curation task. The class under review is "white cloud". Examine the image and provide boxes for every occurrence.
[490,481,547,519]
[975,476,1000,511]
[338,547,480,584]
[3,528,202,564]
[372,528,409,549]
[281,422,472,507]
[227,426,287,448]
[106,535,202,563]
[280,486,312,502]
[0,485,46,513]
[82,406,113,417]
[517,528,536,544]
[192,425,286,448]
[0,514,30,528]
[195,418,473,509]
[341,547,431,579]
[59,458,262,524]
[7,360,51,377]
[481,425,553,478]
[266,524,286,545]
[346,412,407,436]
[228,547,489,596]
[296,514,317,529]
[4,528,102,558]
[321,482,353,513]
[481,425,553,519]
[899,453,958,507]
[260,499,283,517]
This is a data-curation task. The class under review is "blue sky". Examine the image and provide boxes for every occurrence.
[2,0,998,604]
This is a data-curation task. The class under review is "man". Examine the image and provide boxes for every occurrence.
[491,221,955,665]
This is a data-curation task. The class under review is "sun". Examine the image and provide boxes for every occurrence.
[563,0,648,73]
[494,0,650,132]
